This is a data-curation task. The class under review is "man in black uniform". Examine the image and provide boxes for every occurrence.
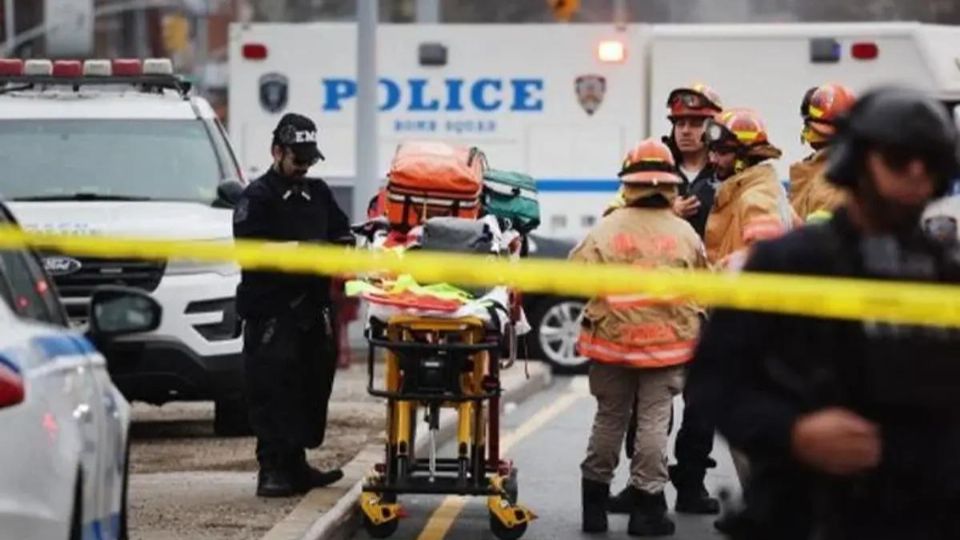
[234,113,351,497]
[690,86,960,539]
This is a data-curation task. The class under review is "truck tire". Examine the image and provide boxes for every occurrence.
[527,296,590,374]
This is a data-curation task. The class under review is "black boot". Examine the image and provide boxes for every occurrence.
[669,464,720,515]
[256,467,297,498]
[582,478,610,533]
[608,484,638,514]
[628,491,675,537]
[286,451,345,493]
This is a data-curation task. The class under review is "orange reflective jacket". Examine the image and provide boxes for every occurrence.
[789,149,847,221]
[570,203,707,369]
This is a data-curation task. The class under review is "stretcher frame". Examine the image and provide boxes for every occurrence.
[359,314,535,539]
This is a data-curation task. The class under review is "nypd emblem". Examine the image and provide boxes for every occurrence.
[259,72,289,114]
[575,74,606,116]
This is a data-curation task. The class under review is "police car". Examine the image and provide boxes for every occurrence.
[0,58,250,435]
[0,201,161,540]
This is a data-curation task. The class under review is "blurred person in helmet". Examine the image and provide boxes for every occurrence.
[703,108,792,267]
[574,139,708,537]
[613,84,727,517]
[789,83,857,222]
[688,86,960,539]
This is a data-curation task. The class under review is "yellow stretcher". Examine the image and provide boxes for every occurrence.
[359,314,536,539]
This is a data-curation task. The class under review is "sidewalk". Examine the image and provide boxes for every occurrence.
[128,360,550,540]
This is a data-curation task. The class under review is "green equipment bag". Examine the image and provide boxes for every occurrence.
[482,169,541,233]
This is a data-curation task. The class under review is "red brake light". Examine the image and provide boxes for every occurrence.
[112,58,143,76]
[52,60,83,77]
[851,42,879,60]
[0,59,23,76]
[0,362,24,408]
[242,43,268,60]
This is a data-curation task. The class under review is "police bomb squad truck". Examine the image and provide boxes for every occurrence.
[229,21,960,371]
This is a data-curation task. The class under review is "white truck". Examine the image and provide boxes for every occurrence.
[228,21,960,370]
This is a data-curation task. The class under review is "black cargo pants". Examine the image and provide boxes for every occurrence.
[243,308,337,471]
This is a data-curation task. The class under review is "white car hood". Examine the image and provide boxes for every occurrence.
[5,201,233,241]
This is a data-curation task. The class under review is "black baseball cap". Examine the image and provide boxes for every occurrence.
[273,113,325,162]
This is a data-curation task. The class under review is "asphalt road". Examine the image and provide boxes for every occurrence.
[352,375,741,540]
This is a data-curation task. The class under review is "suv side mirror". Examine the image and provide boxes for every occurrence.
[87,286,162,340]
[214,180,245,208]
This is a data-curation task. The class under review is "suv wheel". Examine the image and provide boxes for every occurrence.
[528,296,590,374]
[214,395,252,437]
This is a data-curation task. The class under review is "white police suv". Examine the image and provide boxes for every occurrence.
[0,200,161,540]
[0,58,249,435]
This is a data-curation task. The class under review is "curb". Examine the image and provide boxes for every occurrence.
[283,361,552,540]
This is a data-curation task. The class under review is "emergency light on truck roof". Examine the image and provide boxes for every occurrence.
[597,39,626,63]
[851,42,879,60]
[242,43,268,60]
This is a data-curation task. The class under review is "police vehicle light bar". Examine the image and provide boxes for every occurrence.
[112,59,143,76]
[23,59,53,76]
[597,40,626,63]
[242,43,268,60]
[52,60,83,77]
[82,59,112,77]
[143,58,174,75]
[0,59,23,76]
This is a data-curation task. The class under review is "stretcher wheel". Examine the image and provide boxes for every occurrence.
[503,468,519,503]
[489,512,527,540]
[363,513,399,539]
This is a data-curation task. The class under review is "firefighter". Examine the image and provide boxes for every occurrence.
[690,86,960,539]
[703,108,791,267]
[789,83,857,222]
[234,113,352,497]
[666,83,724,236]
[575,139,708,537]
[614,83,725,516]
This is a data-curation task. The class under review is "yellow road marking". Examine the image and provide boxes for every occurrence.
[416,386,585,540]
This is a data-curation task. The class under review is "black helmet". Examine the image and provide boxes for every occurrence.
[826,86,960,196]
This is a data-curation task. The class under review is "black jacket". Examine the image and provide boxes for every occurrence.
[233,169,351,318]
[689,209,960,539]
[665,136,716,239]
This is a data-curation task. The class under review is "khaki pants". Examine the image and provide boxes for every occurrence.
[581,363,684,493]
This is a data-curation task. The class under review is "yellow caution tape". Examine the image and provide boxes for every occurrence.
[2,225,960,327]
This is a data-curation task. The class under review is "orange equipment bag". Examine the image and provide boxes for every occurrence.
[385,141,485,230]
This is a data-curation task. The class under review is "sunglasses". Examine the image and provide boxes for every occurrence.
[287,149,319,169]
[878,145,947,175]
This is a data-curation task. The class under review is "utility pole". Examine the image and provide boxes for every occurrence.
[613,0,628,29]
[416,0,439,23]
[4,0,14,55]
[354,0,378,222]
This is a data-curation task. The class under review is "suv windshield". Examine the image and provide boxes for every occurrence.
[0,119,222,203]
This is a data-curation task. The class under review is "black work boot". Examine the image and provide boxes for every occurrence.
[286,451,345,493]
[669,464,720,515]
[256,467,297,497]
[581,478,610,533]
[608,484,638,514]
[628,491,675,537]
[294,465,344,493]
